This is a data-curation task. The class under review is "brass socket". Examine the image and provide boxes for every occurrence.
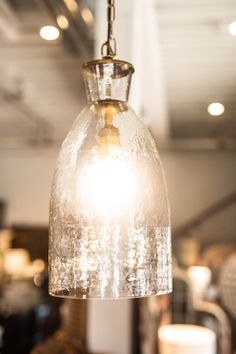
[90,100,127,155]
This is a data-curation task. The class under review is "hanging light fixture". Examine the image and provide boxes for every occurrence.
[49,0,172,299]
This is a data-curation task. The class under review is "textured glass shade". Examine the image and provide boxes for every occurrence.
[49,59,172,299]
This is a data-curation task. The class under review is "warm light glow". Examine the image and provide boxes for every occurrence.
[187,266,211,285]
[158,324,216,354]
[81,7,94,26]
[63,0,78,12]
[40,26,60,41]
[78,151,137,219]
[208,102,225,116]
[187,266,211,300]
[0,229,12,252]
[34,274,44,287]
[228,21,236,36]
[57,15,69,30]
[32,259,45,273]
[3,248,30,277]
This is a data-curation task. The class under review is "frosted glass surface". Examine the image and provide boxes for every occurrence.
[49,103,172,298]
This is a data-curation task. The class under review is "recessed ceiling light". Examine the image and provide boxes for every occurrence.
[228,21,236,36]
[57,15,69,30]
[63,0,78,12]
[208,102,225,116]
[81,7,94,26]
[40,26,60,41]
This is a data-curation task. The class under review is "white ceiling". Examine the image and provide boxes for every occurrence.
[157,0,236,139]
[0,0,90,147]
[0,0,236,148]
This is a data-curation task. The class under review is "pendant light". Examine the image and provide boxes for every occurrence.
[49,0,172,299]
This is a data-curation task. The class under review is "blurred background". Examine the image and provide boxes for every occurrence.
[0,0,236,353]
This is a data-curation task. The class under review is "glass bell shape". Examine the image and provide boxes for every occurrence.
[49,59,172,299]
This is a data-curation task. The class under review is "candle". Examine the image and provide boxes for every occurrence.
[158,324,216,354]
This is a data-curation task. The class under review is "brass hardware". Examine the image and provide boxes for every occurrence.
[82,0,134,156]
[90,100,127,155]
[98,125,120,155]
[82,59,134,78]
[101,0,116,59]
[90,100,128,115]
[82,1,134,79]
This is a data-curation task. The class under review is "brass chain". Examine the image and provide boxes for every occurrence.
[101,0,116,59]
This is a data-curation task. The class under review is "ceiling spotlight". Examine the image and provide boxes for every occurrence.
[63,0,78,13]
[228,21,236,36]
[81,7,94,26]
[57,15,69,30]
[40,26,60,41]
[208,102,225,116]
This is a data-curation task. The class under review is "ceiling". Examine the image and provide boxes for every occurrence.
[0,0,93,147]
[0,0,236,149]
[157,0,236,141]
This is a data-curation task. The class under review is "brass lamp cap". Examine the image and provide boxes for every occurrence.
[82,59,134,79]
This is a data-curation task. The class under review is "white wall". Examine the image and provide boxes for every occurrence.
[162,150,236,244]
[0,147,58,226]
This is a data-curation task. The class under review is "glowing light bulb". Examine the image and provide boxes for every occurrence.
[81,7,94,26]
[63,0,78,12]
[57,15,69,30]
[208,102,225,116]
[40,26,60,41]
[78,152,136,219]
[229,21,236,36]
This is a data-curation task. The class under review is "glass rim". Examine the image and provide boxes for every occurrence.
[49,288,173,300]
[82,58,134,78]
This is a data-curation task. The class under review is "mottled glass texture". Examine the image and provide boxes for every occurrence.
[49,60,172,299]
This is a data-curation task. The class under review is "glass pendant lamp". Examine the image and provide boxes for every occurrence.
[49,0,172,299]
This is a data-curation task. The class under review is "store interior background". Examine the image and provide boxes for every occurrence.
[0,1,236,354]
